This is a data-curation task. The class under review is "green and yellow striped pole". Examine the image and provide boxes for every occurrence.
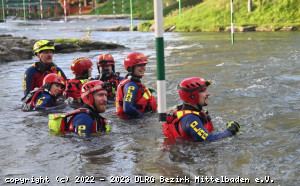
[231,0,234,44]
[154,0,166,122]
[1,0,5,22]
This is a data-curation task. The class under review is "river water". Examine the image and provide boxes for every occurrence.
[0,18,299,185]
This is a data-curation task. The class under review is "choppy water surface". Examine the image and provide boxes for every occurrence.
[0,19,299,185]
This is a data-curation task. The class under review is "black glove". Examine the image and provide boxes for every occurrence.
[100,69,110,81]
[226,121,241,135]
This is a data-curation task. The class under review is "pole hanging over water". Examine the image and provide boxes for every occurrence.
[154,0,167,122]
[23,0,26,25]
[231,0,234,44]
[1,0,5,22]
[130,0,133,31]
[179,0,182,21]
[63,0,67,22]
[40,0,43,25]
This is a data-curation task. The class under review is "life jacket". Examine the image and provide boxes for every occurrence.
[95,73,121,99]
[48,108,109,134]
[21,87,45,111]
[105,74,121,99]
[27,62,64,96]
[162,109,214,140]
[115,79,157,119]
[65,79,87,101]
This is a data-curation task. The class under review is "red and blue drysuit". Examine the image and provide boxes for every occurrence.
[116,78,157,119]
[23,62,67,96]
[95,73,124,100]
[62,105,107,137]
[22,88,59,111]
[162,104,233,142]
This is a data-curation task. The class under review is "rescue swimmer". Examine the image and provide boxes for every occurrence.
[22,73,66,111]
[65,57,93,106]
[48,80,109,137]
[94,54,124,101]
[116,52,157,119]
[23,40,67,97]
[162,77,241,142]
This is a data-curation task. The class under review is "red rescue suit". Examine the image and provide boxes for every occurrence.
[21,88,45,111]
[116,79,157,119]
[59,108,107,133]
[162,110,214,140]
[65,79,87,101]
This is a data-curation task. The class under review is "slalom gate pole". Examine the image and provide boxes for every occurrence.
[23,0,26,25]
[40,0,43,25]
[154,0,167,122]
[130,0,133,31]
[231,0,234,44]
[64,0,67,22]
[1,0,5,22]
[179,0,181,21]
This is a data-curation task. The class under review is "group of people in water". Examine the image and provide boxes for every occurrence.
[21,39,241,141]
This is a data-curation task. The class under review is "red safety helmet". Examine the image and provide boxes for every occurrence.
[97,54,115,72]
[71,57,93,76]
[43,73,65,87]
[178,77,211,105]
[81,80,107,105]
[124,52,148,72]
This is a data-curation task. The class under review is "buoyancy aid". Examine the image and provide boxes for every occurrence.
[48,108,108,134]
[31,62,62,87]
[162,109,214,140]
[21,87,45,111]
[115,79,157,119]
[65,79,87,100]
[96,73,121,99]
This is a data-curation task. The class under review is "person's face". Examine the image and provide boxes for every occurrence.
[37,50,53,65]
[88,67,93,77]
[198,89,210,107]
[99,65,113,76]
[50,83,63,96]
[93,89,108,113]
[133,63,146,77]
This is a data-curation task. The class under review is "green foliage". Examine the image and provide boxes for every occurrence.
[89,0,202,20]
[54,38,89,45]
[163,0,300,31]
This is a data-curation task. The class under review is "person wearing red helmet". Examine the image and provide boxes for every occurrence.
[48,80,109,137]
[93,54,124,101]
[22,73,66,111]
[23,40,67,97]
[162,77,241,142]
[115,52,157,119]
[65,57,93,105]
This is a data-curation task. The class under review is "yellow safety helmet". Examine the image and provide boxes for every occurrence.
[33,40,55,55]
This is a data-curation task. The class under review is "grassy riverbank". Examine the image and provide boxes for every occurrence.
[161,0,300,31]
[93,0,299,31]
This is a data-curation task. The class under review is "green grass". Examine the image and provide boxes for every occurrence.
[163,0,300,31]
[87,0,203,20]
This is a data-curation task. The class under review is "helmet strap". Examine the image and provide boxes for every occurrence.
[196,103,202,111]
[126,73,141,82]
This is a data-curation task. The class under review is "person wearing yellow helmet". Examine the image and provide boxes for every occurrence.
[22,40,67,97]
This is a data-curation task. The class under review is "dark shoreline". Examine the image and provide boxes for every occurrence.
[0,34,126,63]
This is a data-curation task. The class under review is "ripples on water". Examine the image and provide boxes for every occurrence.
[0,19,299,185]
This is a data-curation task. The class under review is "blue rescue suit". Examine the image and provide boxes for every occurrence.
[23,62,67,96]
[164,104,233,142]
